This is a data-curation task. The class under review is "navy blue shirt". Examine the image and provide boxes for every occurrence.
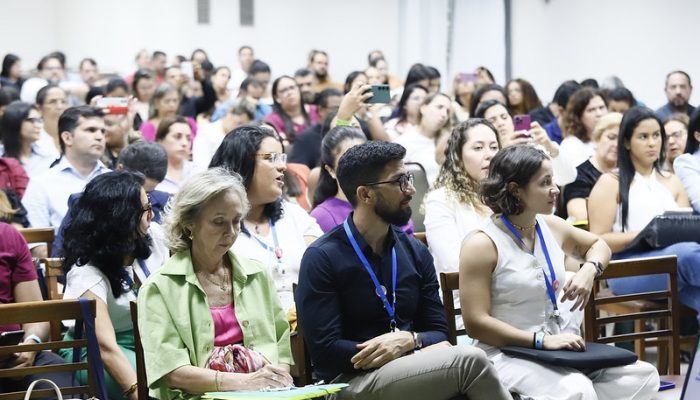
[544,119,563,144]
[296,215,448,382]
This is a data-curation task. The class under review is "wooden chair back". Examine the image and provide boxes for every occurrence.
[439,272,467,345]
[0,299,100,400]
[584,255,681,375]
[130,301,149,400]
[18,227,55,257]
[41,258,64,301]
[290,283,313,386]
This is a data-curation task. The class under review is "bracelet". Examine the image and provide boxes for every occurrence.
[25,334,42,344]
[123,382,138,397]
[535,332,546,349]
[215,370,222,392]
[583,260,604,278]
[335,118,352,126]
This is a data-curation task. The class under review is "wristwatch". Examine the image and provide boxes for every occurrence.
[411,331,423,351]
[583,261,605,278]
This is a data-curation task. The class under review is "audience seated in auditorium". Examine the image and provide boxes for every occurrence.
[59,171,160,399]
[0,101,57,178]
[468,83,507,117]
[662,113,689,172]
[297,141,512,400]
[606,86,637,114]
[35,84,69,155]
[476,99,575,186]
[139,83,197,142]
[287,88,342,169]
[656,70,695,120]
[209,125,322,313]
[506,78,543,116]
[560,87,609,168]
[307,49,342,92]
[534,80,582,142]
[563,112,622,222]
[22,106,109,257]
[0,222,75,393]
[425,118,500,276]
[264,75,317,144]
[588,106,700,321]
[138,168,293,398]
[0,54,24,93]
[393,92,452,185]
[384,84,428,139]
[192,98,255,170]
[154,116,198,194]
[460,144,659,399]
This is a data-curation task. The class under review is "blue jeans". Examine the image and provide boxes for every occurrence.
[608,242,700,322]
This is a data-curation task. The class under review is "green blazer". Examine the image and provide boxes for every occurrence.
[137,250,292,399]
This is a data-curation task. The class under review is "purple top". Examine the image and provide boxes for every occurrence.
[310,197,414,234]
[139,116,198,142]
[0,223,37,333]
[264,108,319,143]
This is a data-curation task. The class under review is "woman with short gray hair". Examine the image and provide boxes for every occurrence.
[138,167,293,398]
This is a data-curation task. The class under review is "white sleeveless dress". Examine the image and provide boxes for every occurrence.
[471,215,659,400]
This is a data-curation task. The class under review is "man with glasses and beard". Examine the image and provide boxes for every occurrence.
[656,70,695,120]
[297,141,510,400]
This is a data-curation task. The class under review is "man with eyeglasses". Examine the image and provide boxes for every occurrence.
[297,141,510,400]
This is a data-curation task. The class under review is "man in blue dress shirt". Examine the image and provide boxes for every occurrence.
[297,141,510,400]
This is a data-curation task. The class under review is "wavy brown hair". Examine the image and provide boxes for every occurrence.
[562,87,607,142]
[433,119,501,212]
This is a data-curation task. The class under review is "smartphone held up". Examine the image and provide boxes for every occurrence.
[513,114,532,139]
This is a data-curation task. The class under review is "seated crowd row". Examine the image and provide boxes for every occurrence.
[1,47,699,400]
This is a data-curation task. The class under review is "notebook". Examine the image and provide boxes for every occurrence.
[203,383,349,399]
[681,333,700,399]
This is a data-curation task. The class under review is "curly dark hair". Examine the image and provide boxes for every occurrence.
[480,145,550,215]
[62,171,151,298]
[209,124,285,223]
[434,119,501,210]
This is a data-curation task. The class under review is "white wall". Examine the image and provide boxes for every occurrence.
[512,0,700,109]
[1,0,695,109]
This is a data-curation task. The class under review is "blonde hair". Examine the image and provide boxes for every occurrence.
[163,167,250,253]
[0,191,18,221]
[592,112,623,142]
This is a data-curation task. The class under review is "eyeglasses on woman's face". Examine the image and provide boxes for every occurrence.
[256,152,287,165]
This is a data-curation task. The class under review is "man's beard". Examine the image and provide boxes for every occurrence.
[374,194,412,226]
[302,92,315,104]
[671,95,688,108]
[315,70,327,80]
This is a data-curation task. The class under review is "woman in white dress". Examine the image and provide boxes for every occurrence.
[459,145,659,399]
[209,124,322,313]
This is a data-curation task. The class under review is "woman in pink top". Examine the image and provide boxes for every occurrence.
[139,83,197,142]
[264,76,317,144]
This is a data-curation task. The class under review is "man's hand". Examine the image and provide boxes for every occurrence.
[351,331,414,370]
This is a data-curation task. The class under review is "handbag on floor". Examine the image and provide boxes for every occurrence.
[24,379,63,400]
[501,342,638,370]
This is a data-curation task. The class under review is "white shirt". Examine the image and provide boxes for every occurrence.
[63,264,137,333]
[424,187,490,331]
[227,67,248,97]
[424,187,490,274]
[24,130,60,178]
[559,136,596,169]
[232,201,323,312]
[192,120,225,170]
[393,129,439,185]
[613,170,679,233]
[22,157,110,231]
[155,160,199,195]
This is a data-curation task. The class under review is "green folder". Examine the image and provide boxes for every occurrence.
[203,383,349,399]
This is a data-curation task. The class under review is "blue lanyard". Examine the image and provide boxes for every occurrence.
[343,219,398,332]
[137,259,151,277]
[500,215,559,315]
[250,218,283,262]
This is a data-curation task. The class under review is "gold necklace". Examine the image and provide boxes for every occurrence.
[197,265,230,292]
[507,218,536,231]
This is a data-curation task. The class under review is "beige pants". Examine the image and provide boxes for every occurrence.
[329,345,512,400]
